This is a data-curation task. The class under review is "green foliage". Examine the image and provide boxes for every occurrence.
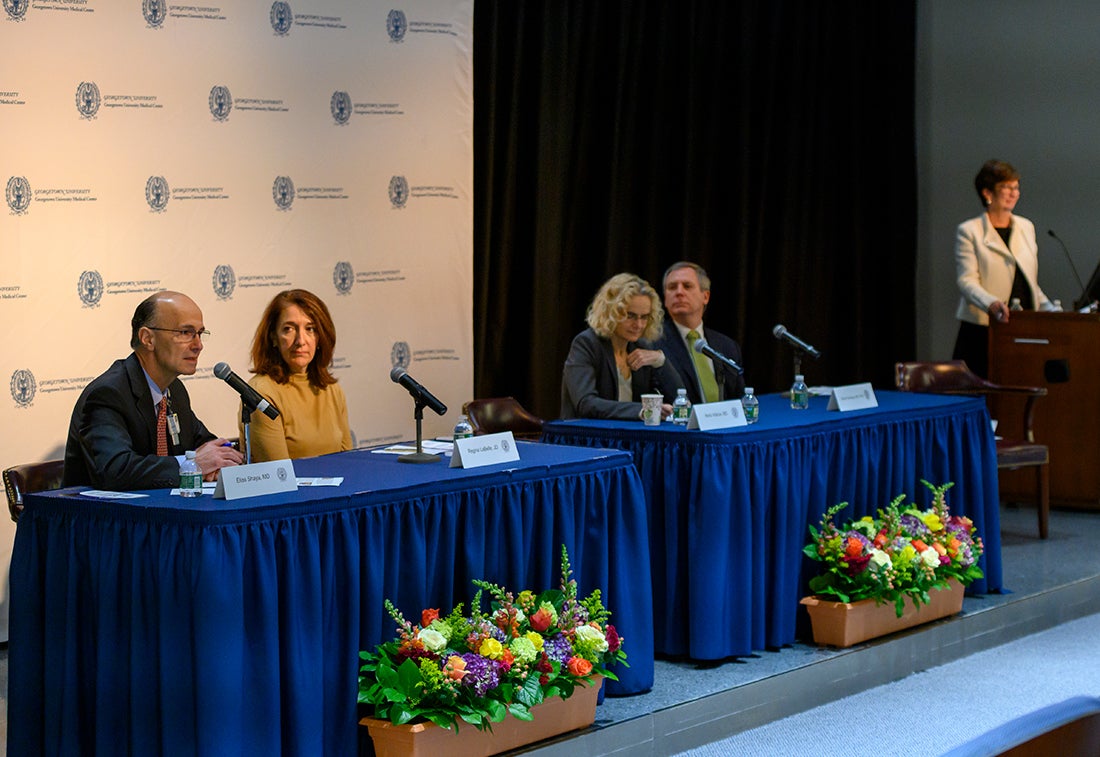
[804,481,985,617]
[359,545,627,733]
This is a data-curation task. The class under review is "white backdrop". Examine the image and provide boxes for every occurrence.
[0,0,473,638]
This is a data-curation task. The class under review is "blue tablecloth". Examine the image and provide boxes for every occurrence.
[542,390,1003,660]
[8,443,654,757]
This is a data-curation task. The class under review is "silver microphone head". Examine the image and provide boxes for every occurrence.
[772,324,787,339]
[389,366,406,383]
[692,337,708,354]
[213,361,232,379]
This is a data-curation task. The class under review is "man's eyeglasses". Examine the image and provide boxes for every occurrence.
[147,326,212,342]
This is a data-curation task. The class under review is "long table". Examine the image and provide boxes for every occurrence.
[8,443,653,757]
[542,390,1003,660]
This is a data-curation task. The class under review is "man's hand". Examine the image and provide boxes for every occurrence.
[195,438,244,481]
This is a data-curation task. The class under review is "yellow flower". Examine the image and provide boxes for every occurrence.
[524,631,545,650]
[921,512,944,531]
[479,637,504,660]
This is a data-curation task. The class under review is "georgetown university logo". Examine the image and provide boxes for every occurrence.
[209,85,233,121]
[143,0,167,27]
[146,176,170,211]
[270,2,293,35]
[332,261,353,295]
[272,176,295,210]
[10,370,35,408]
[386,9,407,42]
[78,270,104,307]
[388,175,409,208]
[6,176,31,214]
[212,265,236,300]
[3,0,28,20]
[390,342,410,372]
[331,90,351,125]
[75,81,101,119]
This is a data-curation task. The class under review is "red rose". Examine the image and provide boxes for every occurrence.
[530,607,553,632]
[567,656,593,677]
[421,608,440,627]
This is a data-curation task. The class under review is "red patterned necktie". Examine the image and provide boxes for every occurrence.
[156,397,168,456]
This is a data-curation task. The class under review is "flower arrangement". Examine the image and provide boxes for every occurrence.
[803,480,984,617]
[358,545,627,733]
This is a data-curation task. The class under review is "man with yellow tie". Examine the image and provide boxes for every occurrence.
[653,262,746,406]
[63,291,242,490]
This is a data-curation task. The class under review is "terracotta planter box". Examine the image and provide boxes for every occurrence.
[360,676,603,757]
[800,579,965,648]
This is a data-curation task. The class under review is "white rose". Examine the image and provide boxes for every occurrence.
[575,624,609,653]
[920,548,940,569]
[870,548,892,569]
[417,627,447,653]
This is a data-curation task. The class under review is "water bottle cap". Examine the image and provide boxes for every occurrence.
[745,387,754,394]
[185,450,196,459]
[795,375,804,381]
[677,388,686,395]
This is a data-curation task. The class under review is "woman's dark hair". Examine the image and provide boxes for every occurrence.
[249,289,338,387]
[974,159,1021,207]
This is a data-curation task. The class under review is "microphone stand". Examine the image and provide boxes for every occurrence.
[240,401,256,465]
[399,398,441,464]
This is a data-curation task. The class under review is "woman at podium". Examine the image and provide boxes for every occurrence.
[953,159,1058,377]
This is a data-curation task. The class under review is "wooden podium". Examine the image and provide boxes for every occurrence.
[989,311,1100,510]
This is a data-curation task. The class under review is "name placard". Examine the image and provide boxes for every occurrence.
[214,459,298,500]
[827,382,879,412]
[687,399,747,430]
[450,431,520,469]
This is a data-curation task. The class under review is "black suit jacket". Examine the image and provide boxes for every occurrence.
[63,353,216,489]
[654,324,746,406]
[560,328,684,420]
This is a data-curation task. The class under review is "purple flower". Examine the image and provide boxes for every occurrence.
[460,653,501,697]
[900,514,930,537]
[543,634,573,665]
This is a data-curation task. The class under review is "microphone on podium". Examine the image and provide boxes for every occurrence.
[1048,229,1089,310]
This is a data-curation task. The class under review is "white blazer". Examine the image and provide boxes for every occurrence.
[954,212,1053,325]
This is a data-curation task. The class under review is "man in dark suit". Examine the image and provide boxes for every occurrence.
[653,261,746,406]
[63,291,243,490]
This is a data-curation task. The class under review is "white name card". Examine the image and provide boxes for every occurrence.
[450,431,520,469]
[687,399,747,430]
[826,382,879,412]
[214,459,297,500]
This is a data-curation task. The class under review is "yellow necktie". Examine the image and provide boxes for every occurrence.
[687,330,720,403]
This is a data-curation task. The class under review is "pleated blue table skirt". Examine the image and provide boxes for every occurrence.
[542,390,1003,660]
[8,443,654,756]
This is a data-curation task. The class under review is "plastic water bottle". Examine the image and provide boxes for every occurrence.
[1052,299,1063,312]
[1009,297,1023,311]
[790,374,809,410]
[741,387,759,424]
[671,388,691,426]
[453,414,473,440]
[179,451,203,497]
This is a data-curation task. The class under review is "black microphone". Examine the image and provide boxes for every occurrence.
[772,324,821,359]
[692,337,744,375]
[390,367,447,416]
[213,362,280,420]
[1047,229,1087,306]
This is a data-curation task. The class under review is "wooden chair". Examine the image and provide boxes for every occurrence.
[895,360,1050,538]
[3,458,66,523]
[462,397,544,441]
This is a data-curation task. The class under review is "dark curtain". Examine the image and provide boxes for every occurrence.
[474,1,917,420]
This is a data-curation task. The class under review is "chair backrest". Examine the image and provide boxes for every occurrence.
[895,360,998,394]
[462,397,544,439]
[895,360,1046,443]
[4,459,65,523]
